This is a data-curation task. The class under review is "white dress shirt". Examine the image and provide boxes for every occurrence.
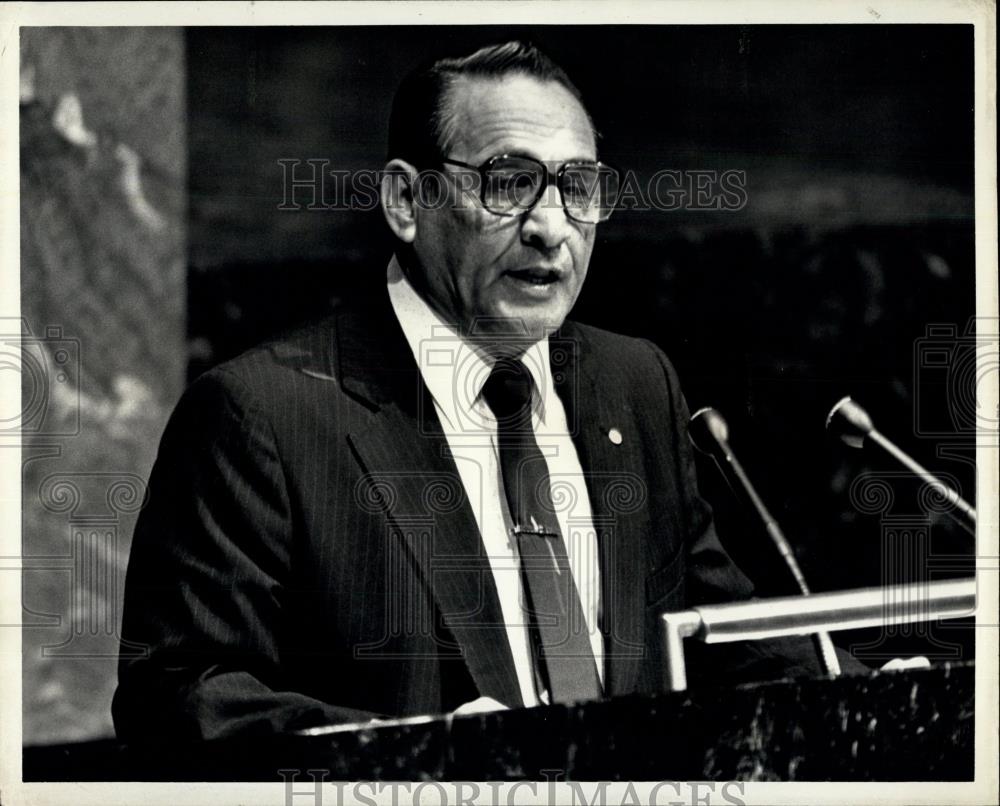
[386,257,603,707]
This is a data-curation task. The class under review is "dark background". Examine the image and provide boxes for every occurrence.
[186,25,977,663]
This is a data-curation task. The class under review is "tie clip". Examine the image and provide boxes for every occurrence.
[510,516,559,539]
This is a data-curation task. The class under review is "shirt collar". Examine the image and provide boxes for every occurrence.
[386,255,552,425]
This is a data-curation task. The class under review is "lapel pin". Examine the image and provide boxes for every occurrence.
[608,427,623,445]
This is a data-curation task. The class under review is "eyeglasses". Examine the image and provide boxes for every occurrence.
[440,154,620,224]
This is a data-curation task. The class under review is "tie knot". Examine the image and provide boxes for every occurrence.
[482,358,534,421]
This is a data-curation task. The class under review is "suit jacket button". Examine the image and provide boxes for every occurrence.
[608,428,623,445]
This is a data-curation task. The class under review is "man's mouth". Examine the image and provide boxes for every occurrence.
[504,267,562,285]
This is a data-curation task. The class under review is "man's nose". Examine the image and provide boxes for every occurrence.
[520,181,572,251]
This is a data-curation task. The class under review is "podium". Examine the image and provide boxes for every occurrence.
[24,661,974,781]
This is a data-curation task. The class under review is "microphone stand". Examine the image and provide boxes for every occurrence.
[826,397,976,537]
[690,408,841,677]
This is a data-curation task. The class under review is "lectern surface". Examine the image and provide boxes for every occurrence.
[23,661,974,781]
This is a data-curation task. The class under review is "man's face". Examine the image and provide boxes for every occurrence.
[408,74,598,347]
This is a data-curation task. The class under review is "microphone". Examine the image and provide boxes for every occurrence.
[688,407,841,677]
[826,397,976,536]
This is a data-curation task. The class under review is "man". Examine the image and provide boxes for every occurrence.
[114,41,850,743]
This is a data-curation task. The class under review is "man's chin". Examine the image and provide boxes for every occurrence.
[467,305,567,353]
[491,307,566,341]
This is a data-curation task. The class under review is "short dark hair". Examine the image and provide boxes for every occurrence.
[387,40,592,166]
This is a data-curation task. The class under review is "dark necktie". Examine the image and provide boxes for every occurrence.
[481,357,602,705]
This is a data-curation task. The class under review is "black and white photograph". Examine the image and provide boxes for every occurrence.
[2,2,997,804]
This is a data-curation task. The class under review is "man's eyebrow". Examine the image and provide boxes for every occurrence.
[478,148,536,161]
[484,149,602,164]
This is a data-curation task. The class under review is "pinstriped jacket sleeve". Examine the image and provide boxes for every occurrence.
[113,366,378,742]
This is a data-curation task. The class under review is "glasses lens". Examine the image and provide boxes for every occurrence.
[561,164,619,223]
[483,157,544,215]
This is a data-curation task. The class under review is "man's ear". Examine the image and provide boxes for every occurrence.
[380,159,419,244]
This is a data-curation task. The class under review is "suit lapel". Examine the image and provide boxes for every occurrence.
[552,324,647,698]
[335,294,524,708]
[324,295,649,704]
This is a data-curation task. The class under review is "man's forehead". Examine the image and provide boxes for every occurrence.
[446,73,597,161]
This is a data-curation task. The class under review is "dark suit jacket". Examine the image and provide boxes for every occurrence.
[114,288,849,743]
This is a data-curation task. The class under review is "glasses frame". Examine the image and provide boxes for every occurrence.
[439,154,620,224]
